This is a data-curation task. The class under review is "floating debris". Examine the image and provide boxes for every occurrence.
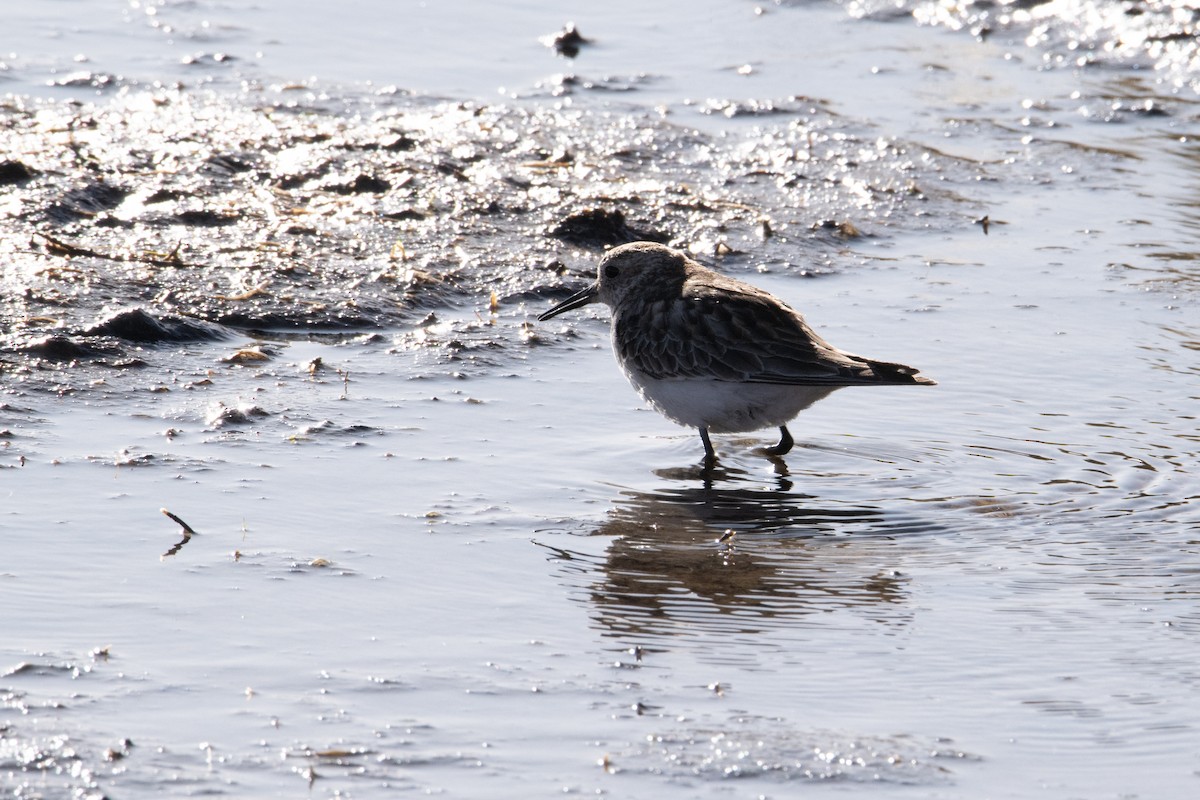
[540,22,590,58]
[160,507,197,558]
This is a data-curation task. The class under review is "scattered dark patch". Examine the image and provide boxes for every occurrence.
[384,134,417,152]
[182,52,237,67]
[82,308,228,343]
[435,161,469,182]
[100,357,150,369]
[0,160,35,186]
[174,208,240,227]
[34,231,188,267]
[0,403,36,414]
[531,72,656,97]
[203,153,254,176]
[330,173,391,194]
[1080,97,1173,123]
[274,159,335,190]
[1128,99,1170,118]
[551,208,671,247]
[382,208,426,221]
[502,285,581,305]
[49,71,119,90]
[698,98,808,117]
[297,420,384,438]
[3,660,80,678]
[208,402,270,428]
[209,308,388,332]
[144,188,185,204]
[811,219,865,238]
[22,335,115,361]
[47,181,128,222]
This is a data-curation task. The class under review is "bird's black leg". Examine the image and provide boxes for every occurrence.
[763,425,794,457]
[699,427,717,465]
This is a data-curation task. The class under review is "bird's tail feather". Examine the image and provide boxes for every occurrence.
[867,359,937,385]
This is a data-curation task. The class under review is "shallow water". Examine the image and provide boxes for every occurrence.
[3,1,1199,798]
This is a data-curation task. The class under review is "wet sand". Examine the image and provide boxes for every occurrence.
[2,1,1199,798]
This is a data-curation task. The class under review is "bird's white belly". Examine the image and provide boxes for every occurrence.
[623,371,836,433]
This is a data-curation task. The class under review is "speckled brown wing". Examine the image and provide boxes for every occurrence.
[613,277,929,386]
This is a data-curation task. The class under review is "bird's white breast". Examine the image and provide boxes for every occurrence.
[620,368,836,433]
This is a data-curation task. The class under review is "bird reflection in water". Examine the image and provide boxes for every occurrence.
[541,463,927,649]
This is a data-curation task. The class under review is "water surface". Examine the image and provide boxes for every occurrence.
[2,1,1198,798]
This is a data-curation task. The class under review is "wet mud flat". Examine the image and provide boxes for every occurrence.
[2,2,1200,799]
[4,0,1199,380]
[0,84,1000,799]
[0,87,978,386]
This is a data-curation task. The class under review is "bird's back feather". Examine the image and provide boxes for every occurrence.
[613,270,934,387]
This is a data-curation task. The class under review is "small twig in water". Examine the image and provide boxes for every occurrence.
[160,507,197,558]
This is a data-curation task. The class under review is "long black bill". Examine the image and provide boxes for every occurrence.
[537,283,599,321]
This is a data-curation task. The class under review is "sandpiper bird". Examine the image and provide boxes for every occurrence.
[537,241,935,462]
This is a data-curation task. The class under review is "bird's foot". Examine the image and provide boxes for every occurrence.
[761,425,794,457]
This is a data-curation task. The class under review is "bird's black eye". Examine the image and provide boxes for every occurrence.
[604,265,619,279]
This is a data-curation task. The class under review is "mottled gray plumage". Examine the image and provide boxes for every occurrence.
[538,241,934,462]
